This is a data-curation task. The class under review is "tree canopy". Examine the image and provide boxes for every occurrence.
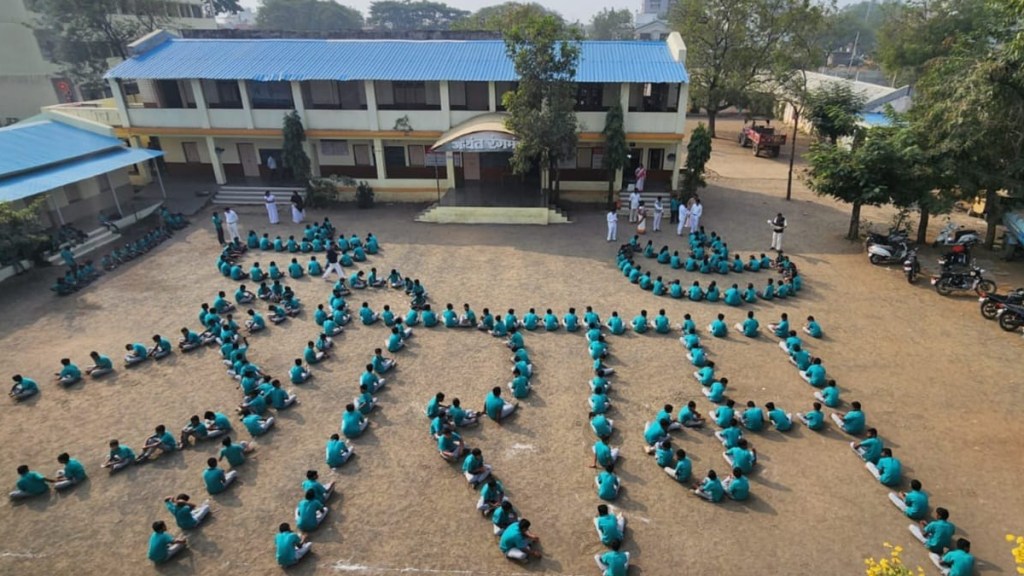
[602,103,629,207]
[282,110,312,183]
[805,83,867,145]
[681,123,712,196]
[367,0,469,30]
[256,0,364,31]
[670,0,827,137]
[452,2,564,31]
[502,13,581,200]
[211,0,243,14]
[29,0,169,96]
[588,8,633,40]
[0,199,49,267]
[819,1,895,60]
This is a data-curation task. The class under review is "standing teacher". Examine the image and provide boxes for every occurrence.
[290,191,305,224]
[769,213,787,252]
[264,191,279,225]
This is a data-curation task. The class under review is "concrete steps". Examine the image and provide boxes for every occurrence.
[547,204,572,224]
[414,203,572,225]
[616,189,673,216]
[46,228,118,265]
[213,185,305,206]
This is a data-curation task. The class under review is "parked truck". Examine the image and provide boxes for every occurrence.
[738,118,786,158]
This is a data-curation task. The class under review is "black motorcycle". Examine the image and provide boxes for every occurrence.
[997,302,1024,332]
[866,228,909,249]
[902,248,921,284]
[931,264,996,296]
[979,288,1024,320]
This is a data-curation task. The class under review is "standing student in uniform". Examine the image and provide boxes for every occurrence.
[211,211,225,245]
[689,198,703,234]
[224,207,240,242]
[606,209,618,241]
[321,246,343,281]
[653,197,664,232]
[628,189,641,223]
[264,191,279,225]
[769,212,787,251]
[677,201,690,236]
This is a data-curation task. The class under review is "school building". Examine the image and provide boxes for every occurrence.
[46,30,688,210]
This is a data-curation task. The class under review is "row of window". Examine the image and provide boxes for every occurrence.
[139,79,681,113]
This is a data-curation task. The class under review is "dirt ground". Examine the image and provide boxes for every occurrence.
[1,116,1021,576]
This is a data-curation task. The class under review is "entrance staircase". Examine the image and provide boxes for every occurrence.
[616,188,673,216]
[415,203,571,225]
[213,185,305,207]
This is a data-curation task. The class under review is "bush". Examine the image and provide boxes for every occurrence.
[356,181,374,209]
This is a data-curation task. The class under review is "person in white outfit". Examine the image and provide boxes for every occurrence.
[606,210,618,241]
[264,191,279,225]
[689,199,703,234]
[628,190,640,223]
[653,197,663,232]
[677,202,690,236]
[223,207,240,242]
[634,163,647,192]
[769,212,787,251]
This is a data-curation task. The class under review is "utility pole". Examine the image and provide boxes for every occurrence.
[786,108,798,201]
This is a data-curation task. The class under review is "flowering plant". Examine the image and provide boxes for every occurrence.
[865,543,924,576]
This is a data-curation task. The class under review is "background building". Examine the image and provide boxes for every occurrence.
[0,0,215,125]
[634,0,675,40]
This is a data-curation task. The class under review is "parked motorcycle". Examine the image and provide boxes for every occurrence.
[938,246,971,270]
[903,248,921,283]
[933,220,980,248]
[978,288,1024,320]
[868,241,911,266]
[866,228,909,249]
[996,302,1024,332]
[931,264,995,296]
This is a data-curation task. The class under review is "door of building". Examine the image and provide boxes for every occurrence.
[237,143,260,178]
[463,152,481,180]
[182,142,201,163]
[648,148,664,171]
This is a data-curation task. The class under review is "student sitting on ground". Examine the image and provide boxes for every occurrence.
[664,448,693,483]
[491,500,518,535]
[241,408,275,437]
[768,313,789,338]
[590,412,614,437]
[124,343,148,367]
[437,428,465,461]
[765,402,793,431]
[179,328,203,352]
[789,343,811,371]
[295,489,329,532]
[235,284,255,305]
[890,478,929,520]
[360,364,386,394]
[55,358,82,386]
[740,401,765,432]
[276,523,312,568]
[341,403,367,439]
[325,434,354,468]
[485,386,518,424]
[642,419,670,453]
[815,379,841,407]
[594,504,625,547]
[780,330,802,353]
[304,342,327,365]
[832,401,866,434]
[909,507,956,554]
[102,439,135,472]
[703,376,727,402]
[499,519,542,562]
[149,335,172,360]
[303,470,335,507]
[851,428,883,464]
[692,469,725,502]
[219,436,252,468]
[710,399,736,428]
[287,258,304,279]
[181,414,226,447]
[595,541,630,576]
[866,448,902,486]
[709,313,728,337]
[591,435,620,469]
[596,464,620,501]
[676,401,706,428]
[463,448,493,487]
[148,521,187,565]
[448,398,479,428]
[245,309,267,333]
[137,425,179,463]
[164,493,210,530]
[540,309,557,331]
[723,467,750,501]
[715,418,744,449]
[802,357,827,388]
[354,383,376,415]
[203,458,236,495]
[606,312,625,335]
[9,464,53,499]
[796,402,826,431]
[932,538,974,576]
[8,375,39,401]
[804,315,823,338]
[724,437,757,473]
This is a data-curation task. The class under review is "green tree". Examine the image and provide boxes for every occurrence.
[28,0,170,96]
[589,8,633,40]
[211,0,243,14]
[0,199,49,267]
[256,0,364,31]
[368,0,469,30]
[681,123,712,196]
[502,13,582,202]
[805,127,915,240]
[601,103,629,208]
[670,0,822,137]
[805,83,866,145]
[820,1,894,58]
[282,110,312,183]
[452,2,563,31]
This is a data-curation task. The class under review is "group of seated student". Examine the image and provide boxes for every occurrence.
[593,504,630,576]
[50,259,102,296]
[9,452,88,499]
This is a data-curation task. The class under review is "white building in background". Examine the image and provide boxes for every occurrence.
[0,0,215,125]
[216,8,257,29]
[778,71,912,132]
[635,0,675,40]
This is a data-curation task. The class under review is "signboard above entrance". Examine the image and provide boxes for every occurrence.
[433,131,517,153]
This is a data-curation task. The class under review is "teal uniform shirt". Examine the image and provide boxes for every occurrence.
[710,320,727,337]
[791,349,811,370]
[437,433,461,453]
[267,387,291,409]
[508,332,524,349]
[511,376,530,399]
[543,314,559,331]
[657,250,670,264]
[842,410,865,434]
[713,405,734,427]
[741,318,759,337]
[243,414,268,436]
[903,489,929,520]
[288,262,303,278]
[304,347,319,364]
[594,441,614,467]
[732,258,744,273]
[772,320,790,338]
[596,514,622,545]
[670,254,682,268]
[761,284,775,299]
[461,453,484,475]
[522,312,538,330]
[821,386,840,407]
[727,475,750,500]
[15,377,39,394]
[858,437,884,463]
[131,343,147,358]
[599,551,629,576]
[706,285,721,301]
[387,333,403,353]
[308,260,323,275]
[563,314,579,332]
[742,408,765,431]
[295,499,321,532]
[671,457,692,481]
[654,315,670,333]
[94,355,114,370]
[289,365,307,384]
[204,467,229,494]
[269,264,283,279]
[230,265,245,281]
[220,443,246,467]
[607,316,625,335]
[596,471,619,500]
[804,410,825,430]
[499,521,528,553]
[688,285,703,301]
[876,456,902,486]
[275,530,301,566]
[341,410,365,438]
[405,309,420,326]
[479,313,494,330]
[720,426,743,449]
[360,306,378,325]
[16,471,49,495]
[923,519,955,553]
[769,408,793,431]
[807,320,823,338]
[805,364,826,387]
[724,288,741,306]
[743,286,758,302]
[326,438,349,467]
[669,283,684,298]
[682,318,696,333]
[591,414,612,437]
[690,347,707,367]
[684,257,698,271]
[314,308,328,326]
[747,258,760,271]
[941,550,974,576]
[632,315,648,334]
[727,446,755,473]
[448,405,470,426]
[166,501,199,529]
[60,363,82,380]
[442,309,458,327]
[484,392,507,419]
[302,479,330,506]
[643,421,666,445]
[422,310,438,327]
[148,531,174,563]
[62,458,86,482]
[677,404,700,424]
[700,477,725,502]
[655,444,673,467]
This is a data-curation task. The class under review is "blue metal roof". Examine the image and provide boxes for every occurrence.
[106,38,688,84]
[860,112,893,127]
[0,121,125,179]
[0,147,162,203]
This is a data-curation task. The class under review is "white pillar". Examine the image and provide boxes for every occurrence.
[108,78,132,128]
[674,82,688,135]
[308,139,321,178]
[105,172,124,216]
[154,166,167,199]
[205,136,226,185]
[445,151,456,190]
[439,81,451,130]
[364,81,380,131]
[619,82,631,131]
[670,140,684,191]
[488,82,497,112]
[191,79,211,129]
[372,138,386,181]
[129,135,151,181]
[49,193,66,225]
[238,80,255,130]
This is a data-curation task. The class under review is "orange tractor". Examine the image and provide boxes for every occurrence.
[738,118,786,158]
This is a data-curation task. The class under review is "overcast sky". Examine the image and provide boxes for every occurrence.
[236,0,641,25]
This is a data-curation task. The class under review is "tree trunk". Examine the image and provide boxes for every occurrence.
[786,110,798,201]
[607,176,615,210]
[984,188,999,248]
[916,206,930,245]
[847,202,862,240]
[707,110,717,138]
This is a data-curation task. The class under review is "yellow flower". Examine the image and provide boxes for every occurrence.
[884,542,892,548]
[1010,534,1018,542]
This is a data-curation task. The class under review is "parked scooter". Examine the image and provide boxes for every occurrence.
[979,287,1024,320]
[868,240,911,266]
[933,220,980,248]
[931,263,995,296]
[903,248,921,283]
[866,228,909,249]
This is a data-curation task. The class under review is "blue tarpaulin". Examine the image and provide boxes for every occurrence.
[0,147,162,203]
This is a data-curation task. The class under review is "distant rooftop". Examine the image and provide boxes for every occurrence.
[106,31,689,84]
